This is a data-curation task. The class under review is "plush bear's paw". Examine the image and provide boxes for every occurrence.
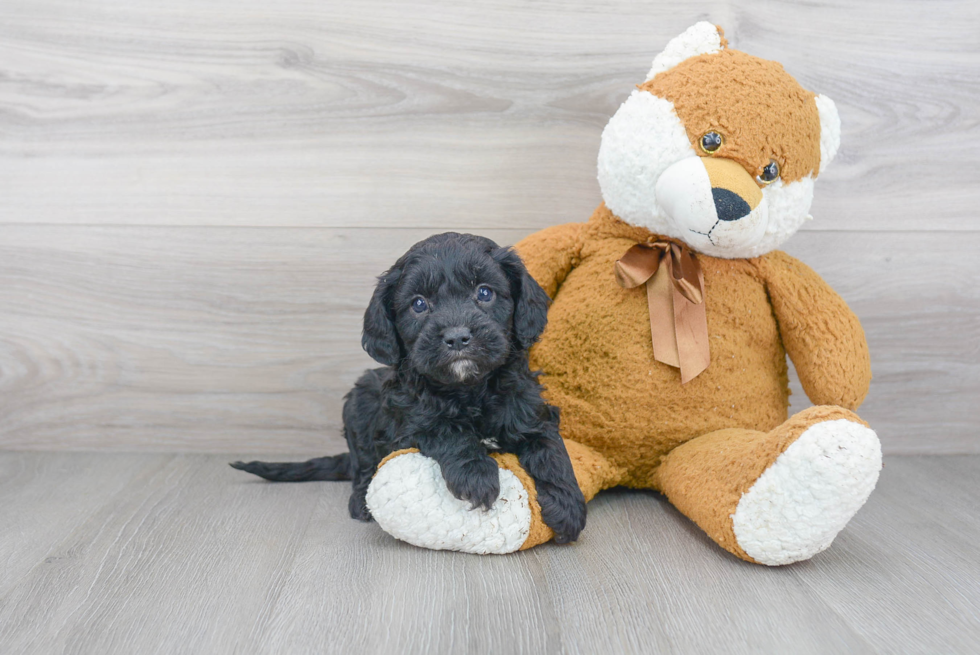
[732,419,882,566]
[365,452,532,554]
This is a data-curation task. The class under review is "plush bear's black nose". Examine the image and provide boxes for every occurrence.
[443,327,472,351]
[712,187,752,222]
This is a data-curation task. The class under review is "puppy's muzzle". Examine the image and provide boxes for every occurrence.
[442,326,472,352]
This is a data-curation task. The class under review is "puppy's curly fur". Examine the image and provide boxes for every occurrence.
[232,233,587,544]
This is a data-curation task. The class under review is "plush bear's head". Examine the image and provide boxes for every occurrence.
[597,22,840,258]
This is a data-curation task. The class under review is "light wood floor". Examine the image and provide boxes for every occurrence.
[1,452,977,654]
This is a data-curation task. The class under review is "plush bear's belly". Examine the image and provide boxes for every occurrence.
[530,240,790,487]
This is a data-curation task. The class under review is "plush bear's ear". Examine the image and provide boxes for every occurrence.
[815,94,841,175]
[645,22,727,81]
[361,268,402,366]
[492,247,550,351]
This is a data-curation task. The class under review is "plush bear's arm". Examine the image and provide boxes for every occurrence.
[759,251,871,410]
[513,223,584,298]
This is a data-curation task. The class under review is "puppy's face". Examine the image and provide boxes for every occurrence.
[394,248,513,384]
[361,233,550,386]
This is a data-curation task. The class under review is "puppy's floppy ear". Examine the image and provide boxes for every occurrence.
[492,247,550,351]
[361,268,402,366]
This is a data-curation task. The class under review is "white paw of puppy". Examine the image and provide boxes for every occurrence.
[732,419,882,566]
[365,452,532,554]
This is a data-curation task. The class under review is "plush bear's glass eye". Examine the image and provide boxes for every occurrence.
[412,297,428,313]
[700,131,723,153]
[476,285,494,302]
[756,160,780,185]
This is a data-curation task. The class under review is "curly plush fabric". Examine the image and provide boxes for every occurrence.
[506,204,879,563]
[363,23,880,564]
[515,205,870,488]
[642,49,822,182]
[369,443,624,553]
[367,450,532,554]
[731,417,881,565]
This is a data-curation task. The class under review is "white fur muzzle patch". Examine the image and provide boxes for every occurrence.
[597,90,816,258]
[597,90,695,233]
[365,452,531,554]
[449,359,479,382]
[732,419,882,566]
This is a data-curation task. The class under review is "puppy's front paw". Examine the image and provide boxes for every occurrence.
[537,483,587,544]
[444,457,501,511]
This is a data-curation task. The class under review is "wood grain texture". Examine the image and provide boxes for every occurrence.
[0,0,976,454]
[0,452,977,653]
[0,0,976,230]
[0,226,976,454]
[0,452,165,591]
[791,456,980,653]
[0,453,325,654]
[0,225,509,453]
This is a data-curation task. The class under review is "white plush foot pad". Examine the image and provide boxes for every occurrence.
[732,419,882,566]
[365,452,531,554]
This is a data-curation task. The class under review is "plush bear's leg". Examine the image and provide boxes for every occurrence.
[653,406,881,565]
[365,440,623,554]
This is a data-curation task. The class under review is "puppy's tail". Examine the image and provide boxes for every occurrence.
[229,453,351,482]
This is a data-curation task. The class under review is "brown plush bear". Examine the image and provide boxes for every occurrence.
[365,22,881,565]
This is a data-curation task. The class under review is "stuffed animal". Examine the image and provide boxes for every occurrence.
[364,22,881,565]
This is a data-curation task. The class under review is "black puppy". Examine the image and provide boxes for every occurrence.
[231,233,587,543]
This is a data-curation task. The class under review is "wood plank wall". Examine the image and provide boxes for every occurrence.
[1,0,977,454]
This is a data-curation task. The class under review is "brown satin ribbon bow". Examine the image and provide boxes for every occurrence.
[614,240,710,384]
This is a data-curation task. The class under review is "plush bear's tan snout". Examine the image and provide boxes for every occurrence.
[655,156,768,249]
[702,157,763,220]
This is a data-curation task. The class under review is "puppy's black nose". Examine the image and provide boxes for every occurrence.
[443,327,472,351]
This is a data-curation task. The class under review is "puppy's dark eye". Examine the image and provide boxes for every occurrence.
[476,285,494,302]
[757,159,780,185]
[700,131,723,153]
[411,297,428,313]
